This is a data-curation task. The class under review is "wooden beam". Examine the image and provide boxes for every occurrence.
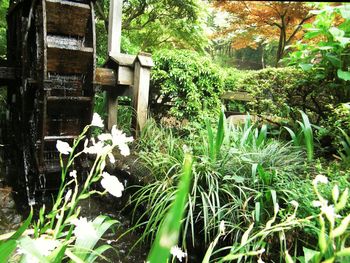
[95,67,116,86]
[108,0,122,55]
[132,55,152,136]
[221,91,253,102]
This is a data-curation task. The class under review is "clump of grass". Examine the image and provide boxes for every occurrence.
[129,114,306,257]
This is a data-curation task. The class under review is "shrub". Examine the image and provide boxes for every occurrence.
[150,49,224,121]
[231,67,338,123]
[326,103,350,152]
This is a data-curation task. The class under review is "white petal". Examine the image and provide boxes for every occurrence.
[313,174,328,185]
[119,144,130,156]
[108,152,116,163]
[170,246,187,262]
[98,133,112,142]
[101,172,124,197]
[91,113,104,128]
[69,170,77,178]
[56,140,72,155]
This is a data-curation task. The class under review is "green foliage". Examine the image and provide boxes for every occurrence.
[286,3,350,95]
[130,115,305,256]
[147,153,192,263]
[94,0,208,56]
[325,103,350,157]
[150,49,224,121]
[288,110,314,161]
[203,174,350,263]
[0,209,33,262]
[228,67,341,125]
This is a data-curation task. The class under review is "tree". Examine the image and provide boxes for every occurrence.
[94,0,208,56]
[212,1,314,66]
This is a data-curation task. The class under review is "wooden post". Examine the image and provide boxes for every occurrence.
[108,0,122,55]
[107,91,118,130]
[106,0,122,130]
[132,53,154,136]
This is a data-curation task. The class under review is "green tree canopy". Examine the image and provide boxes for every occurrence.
[95,0,208,60]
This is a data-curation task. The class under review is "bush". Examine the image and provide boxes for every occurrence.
[231,67,339,123]
[150,49,224,121]
[320,103,350,160]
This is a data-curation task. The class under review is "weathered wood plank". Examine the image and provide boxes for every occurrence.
[95,67,116,87]
[47,46,93,74]
[117,66,133,85]
[221,91,253,101]
[108,0,123,55]
[46,0,91,37]
[132,58,151,136]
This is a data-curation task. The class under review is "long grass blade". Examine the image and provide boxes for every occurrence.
[299,110,314,161]
[147,153,193,263]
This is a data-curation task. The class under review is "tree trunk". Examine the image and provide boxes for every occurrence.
[276,16,286,67]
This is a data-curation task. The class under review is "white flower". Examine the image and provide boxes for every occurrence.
[69,170,77,178]
[84,140,110,155]
[321,204,339,218]
[170,245,187,262]
[98,133,112,142]
[71,217,97,240]
[101,172,124,197]
[111,125,133,156]
[18,236,60,261]
[182,144,192,154]
[56,140,72,155]
[36,237,60,256]
[91,113,104,128]
[313,174,328,185]
[64,189,72,203]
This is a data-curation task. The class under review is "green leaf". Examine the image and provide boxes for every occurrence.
[299,110,314,161]
[338,37,350,48]
[285,250,295,263]
[339,4,350,19]
[325,54,341,68]
[329,27,345,39]
[147,153,193,263]
[85,244,112,263]
[299,63,313,71]
[205,118,214,160]
[0,240,16,262]
[303,247,320,263]
[337,69,350,81]
[215,109,225,159]
[0,209,33,262]
[9,209,33,241]
[337,247,350,257]
[256,124,267,147]
[241,223,254,247]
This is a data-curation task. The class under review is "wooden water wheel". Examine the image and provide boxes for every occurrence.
[5,0,96,203]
